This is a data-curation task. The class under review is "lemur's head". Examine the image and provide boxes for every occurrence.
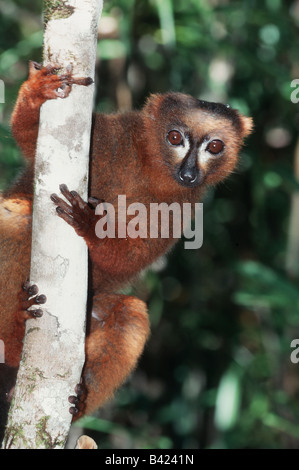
[142,92,253,189]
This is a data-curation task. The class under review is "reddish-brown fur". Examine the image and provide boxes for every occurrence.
[0,63,253,427]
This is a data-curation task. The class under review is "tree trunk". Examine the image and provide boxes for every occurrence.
[2,0,103,449]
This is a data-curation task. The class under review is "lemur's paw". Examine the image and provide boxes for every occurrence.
[51,184,96,238]
[28,61,93,100]
[68,380,86,418]
[19,281,46,319]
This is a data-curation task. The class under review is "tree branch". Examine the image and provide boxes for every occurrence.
[3,0,103,449]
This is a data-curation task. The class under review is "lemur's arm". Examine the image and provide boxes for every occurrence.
[11,61,92,161]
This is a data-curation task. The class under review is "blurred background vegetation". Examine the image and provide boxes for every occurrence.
[1,0,299,449]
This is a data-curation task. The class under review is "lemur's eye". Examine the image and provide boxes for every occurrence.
[167,130,183,146]
[207,139,224,155]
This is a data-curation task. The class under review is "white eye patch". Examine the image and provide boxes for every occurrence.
[197,142,211,166]
[172,135,190,160]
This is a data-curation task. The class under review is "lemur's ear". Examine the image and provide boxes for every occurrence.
[239,114,254,138]
[142,93,164,121]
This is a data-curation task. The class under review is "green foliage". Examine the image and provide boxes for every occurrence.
[1,0,299,449]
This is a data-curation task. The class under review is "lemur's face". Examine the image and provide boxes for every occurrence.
[143,93,253,189]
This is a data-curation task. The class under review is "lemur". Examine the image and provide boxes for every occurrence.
[0,62,253,429]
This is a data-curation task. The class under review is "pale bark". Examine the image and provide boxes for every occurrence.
[3,0,103,449]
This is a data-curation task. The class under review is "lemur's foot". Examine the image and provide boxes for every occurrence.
[51,184,97,238]
[29,61,93,100]
[68,380,86,418]
[19,281,46,319]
